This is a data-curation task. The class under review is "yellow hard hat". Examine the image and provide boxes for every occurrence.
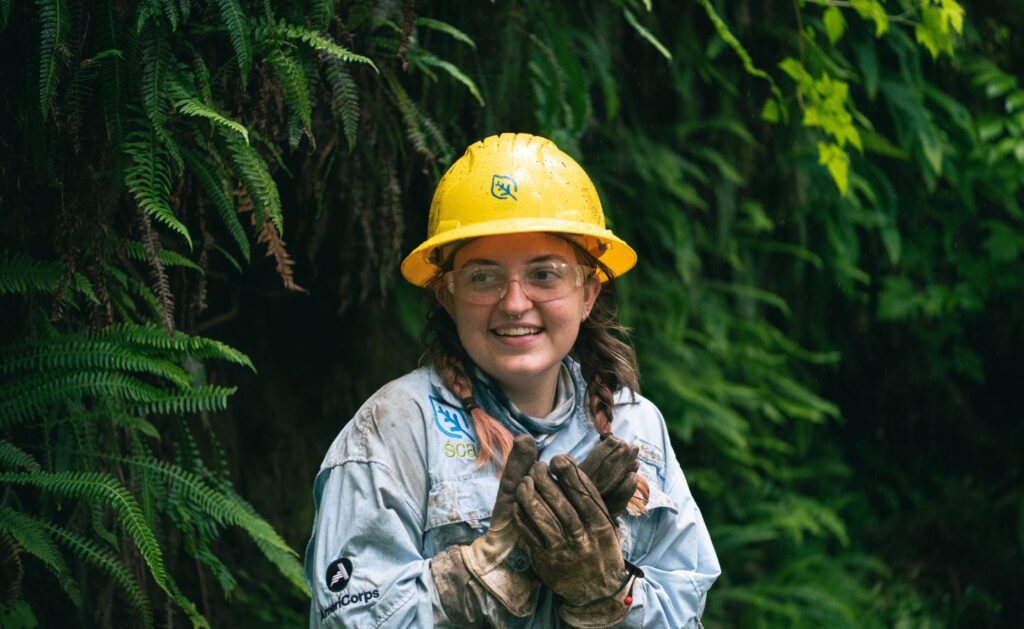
[401,133,637,286]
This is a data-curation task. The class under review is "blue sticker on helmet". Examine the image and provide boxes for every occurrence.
[490,174,518,200]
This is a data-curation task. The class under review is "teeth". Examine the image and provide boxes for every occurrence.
[494,327,541,337]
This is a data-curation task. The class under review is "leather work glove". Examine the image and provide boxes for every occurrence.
[431,435,540,623]
[578,433,640,519]
[513,455,641,627]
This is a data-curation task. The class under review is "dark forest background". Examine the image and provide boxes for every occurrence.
[1,0,1022,627]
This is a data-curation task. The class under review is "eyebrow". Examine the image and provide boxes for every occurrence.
[458,254,569,268]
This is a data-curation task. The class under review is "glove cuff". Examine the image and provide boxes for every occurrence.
[460,535,538,617]
[558,562,643,628]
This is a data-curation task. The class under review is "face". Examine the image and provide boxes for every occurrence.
[443,232,600,396]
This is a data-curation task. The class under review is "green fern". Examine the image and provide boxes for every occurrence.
[0,338,192,387]
[181,148,251,262]
[175,97,249,142]
[408,47,484,106]
[0,471,171,596]
[125,458,304,584]
[213,0,251,79]
[38,0,70,120]
[414,17,476,49]
[259,19,377,71]
[42,518,154,629]
[267,48,312,138]
[131,384,236,415]
[0,439,41,471]
[0,252,95,301]
[90,322,256,370]
[141,30,171,128]
[0,504,82,608]
[219,127,283,235]
[325,58,360,152]
[120,238,203,272]
[123,125,193,248]
[0,371,165,427]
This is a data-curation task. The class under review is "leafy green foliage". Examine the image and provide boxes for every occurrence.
[2,0,1020,626]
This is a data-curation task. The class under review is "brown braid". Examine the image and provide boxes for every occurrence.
[420,237,649,510]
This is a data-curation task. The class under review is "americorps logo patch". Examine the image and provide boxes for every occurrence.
[429,396,475,441]
[326,557,353,592]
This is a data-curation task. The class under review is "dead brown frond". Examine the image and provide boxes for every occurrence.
[137,206,176,337]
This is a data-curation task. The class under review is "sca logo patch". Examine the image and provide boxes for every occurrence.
[326,557,353,592]
[429,396,475,442]
[490,174,518,200]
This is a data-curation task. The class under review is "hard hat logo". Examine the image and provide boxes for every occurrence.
[490,175,518,201]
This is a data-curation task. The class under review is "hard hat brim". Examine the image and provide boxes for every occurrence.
[400,218,637,287]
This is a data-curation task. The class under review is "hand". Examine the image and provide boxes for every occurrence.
[513,455,628,606]
[456,435,539,615]
[578,433,640,518]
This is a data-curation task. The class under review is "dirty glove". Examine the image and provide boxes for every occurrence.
[578,433,640,519]
[514,455,640,627]
[431,435,539,623]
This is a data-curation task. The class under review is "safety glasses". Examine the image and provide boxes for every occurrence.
[444,261,593,305]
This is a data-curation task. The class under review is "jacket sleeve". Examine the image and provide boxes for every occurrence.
[307,459,450,628]
[617,416,721,627]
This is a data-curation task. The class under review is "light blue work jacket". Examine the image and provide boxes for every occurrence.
[305,364,720,627]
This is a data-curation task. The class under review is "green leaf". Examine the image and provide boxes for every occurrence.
[38,0,70,121]
[213,0,251,80]
[818,141,850,194]
[823,7,846,45]
[414,17,476,49]
[622,7,671,62]
[123,124,192,249]
[409,48,484,106]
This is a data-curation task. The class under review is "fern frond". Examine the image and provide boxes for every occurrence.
[408,48,484,106]
[267,49,312,136]
[414,17,476,49]
[120,239,203,272]
[212,0,251,79]
[38,0,70,121]
[141,31,171,127]
[42,519,154,629]
[0,337,192,387]
[0,252,96,300]
[175,98,249,142]
[90,323,255,371]
[0,371,164,428]
[181,148,250,261]
[0,440,41,471]
[324,58,359,151]
[123,125,193,248]
[131,383,236,415]
[261,20,377,71]
[126,457,299,559]
[219,128,283,235]
[0,471,170,595]
[383,70,432,161]
[0,504,82,607]
[309,0,334,31]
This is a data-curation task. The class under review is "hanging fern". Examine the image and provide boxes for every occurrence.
[219,127,283,235]
[0,252,96,300]
[267,48,313,139]
[0,338,192,387]
[181,148,251,262]
[0,504,83,608]
[0,472,171,596]
[212,0,251,79]
[123,124,193,248]
[324,58,360,152]
[256,19,377,71]
[37,0,69,120]
[0,439,41,471]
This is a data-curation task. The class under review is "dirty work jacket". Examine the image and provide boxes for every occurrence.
[305,365,720,627]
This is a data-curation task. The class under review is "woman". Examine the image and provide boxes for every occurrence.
[305,133,720,627]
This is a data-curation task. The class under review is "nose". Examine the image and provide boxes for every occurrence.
[498,278,533,316]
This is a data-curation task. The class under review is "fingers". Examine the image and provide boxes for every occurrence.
[601,472,639,518]
[512,502,544,549]
[493,435,537,522]
[528,462,584,540]
[578,435,616,480]
[549,455,613,528]
[514,476,565,548]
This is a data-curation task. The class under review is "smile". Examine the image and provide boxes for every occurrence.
[493,327,542,337]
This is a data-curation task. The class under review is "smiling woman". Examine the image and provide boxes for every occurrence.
[304,133,720,627]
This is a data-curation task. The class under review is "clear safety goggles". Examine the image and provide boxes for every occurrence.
[444,261,593,305]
